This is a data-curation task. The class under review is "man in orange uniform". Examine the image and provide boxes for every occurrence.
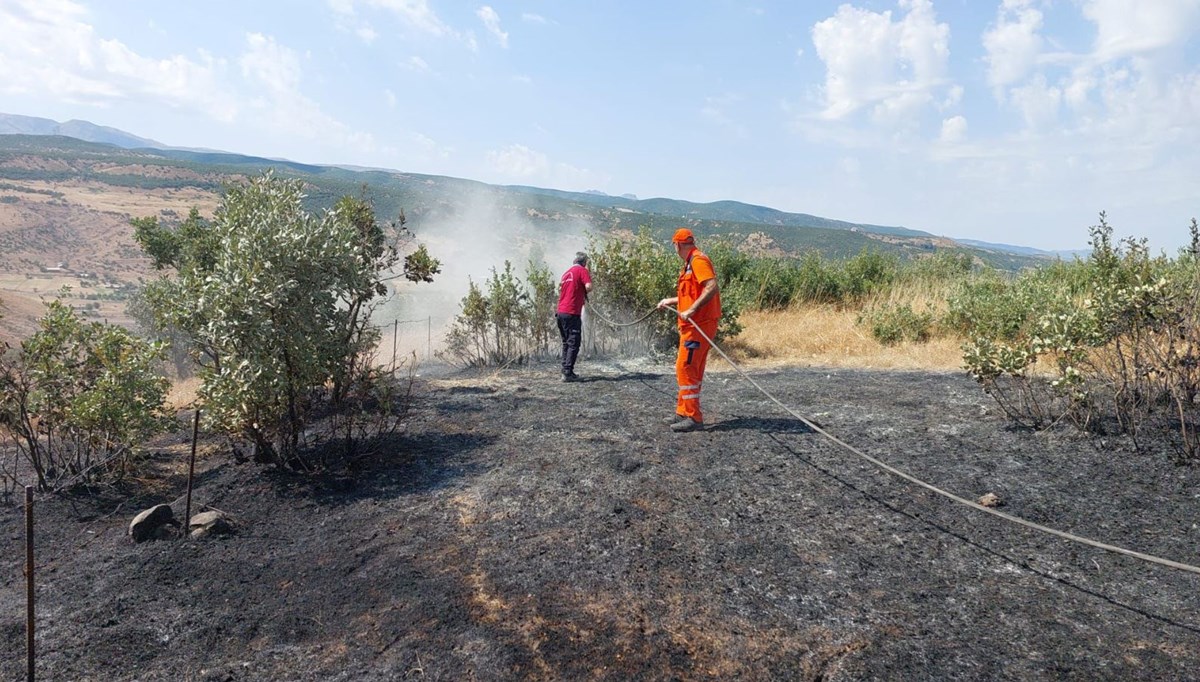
[657,228,721,432]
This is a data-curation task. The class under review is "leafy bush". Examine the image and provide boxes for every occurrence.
[585,229,745,353]
[133,173,438,466]
[441,260,556,366]
[585,229,680,353]
[959,213,1200,462]
[0,300,173,491]
[859,303,937,345]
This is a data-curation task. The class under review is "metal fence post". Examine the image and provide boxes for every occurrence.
[184,409,200,537]
[25,485,35,682]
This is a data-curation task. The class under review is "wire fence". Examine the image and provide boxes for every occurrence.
[374,316,435,369]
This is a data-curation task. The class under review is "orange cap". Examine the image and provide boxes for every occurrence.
[671,228,695,244]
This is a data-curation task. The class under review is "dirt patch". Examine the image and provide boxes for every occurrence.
[1,360,1198,680]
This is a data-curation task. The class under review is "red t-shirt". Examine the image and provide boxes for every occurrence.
[557,264,592,315]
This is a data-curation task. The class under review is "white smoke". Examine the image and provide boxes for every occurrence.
[374,184,594,362]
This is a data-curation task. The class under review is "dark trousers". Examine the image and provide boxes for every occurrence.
[556,312,582,374]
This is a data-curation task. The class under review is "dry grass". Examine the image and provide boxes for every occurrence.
[166,376,203,411]
[720,305,965,371]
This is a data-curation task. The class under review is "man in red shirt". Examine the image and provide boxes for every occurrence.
[657,229,721,431]
[556,252,592,382]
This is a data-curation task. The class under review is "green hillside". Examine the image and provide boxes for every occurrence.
[0,134,1046,269]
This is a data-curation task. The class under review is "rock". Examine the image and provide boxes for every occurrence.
[129,504,178,542]
[189,510,236,538]
[978,492,1002,508]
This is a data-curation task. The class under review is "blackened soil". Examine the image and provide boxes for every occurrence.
[3,360,1200,681]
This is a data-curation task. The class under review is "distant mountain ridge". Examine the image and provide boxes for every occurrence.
[0,113,164,150]
[0,113,1054,266]
[0,113,938,240]
[955,238,1089,259]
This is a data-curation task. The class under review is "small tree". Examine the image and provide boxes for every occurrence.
[133,172,439,466]
[441,260,558,367]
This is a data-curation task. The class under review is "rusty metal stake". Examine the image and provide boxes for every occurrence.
[183,409,200,538]
[25,485,35,682]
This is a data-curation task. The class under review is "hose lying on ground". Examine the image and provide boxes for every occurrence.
[638,304,1200,577]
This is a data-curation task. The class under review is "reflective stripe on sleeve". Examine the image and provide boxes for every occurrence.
[680,393,700,401]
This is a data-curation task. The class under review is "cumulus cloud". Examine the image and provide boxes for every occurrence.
[982,0,1200,142]
[939,115,967,143]
[1082,0,1200,61]
[810,0,953,125]
[0,0,235,120]
[1008,73,1062,129]
[982,1,1044,92]
[477,6,509,48]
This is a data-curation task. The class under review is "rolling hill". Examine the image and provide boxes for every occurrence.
[0,120,1051,343]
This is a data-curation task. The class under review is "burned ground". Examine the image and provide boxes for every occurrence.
[2,360,1199,681]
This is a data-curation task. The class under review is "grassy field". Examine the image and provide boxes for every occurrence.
[723,306,964,371]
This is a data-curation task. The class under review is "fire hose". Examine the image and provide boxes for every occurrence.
[587,301,1200,577]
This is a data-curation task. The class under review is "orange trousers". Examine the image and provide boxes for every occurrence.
[675,318,718,423]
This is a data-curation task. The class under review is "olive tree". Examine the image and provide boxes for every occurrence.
[133,172,439,465]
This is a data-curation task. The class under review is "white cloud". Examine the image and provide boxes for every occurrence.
[521,13,548,25]
[940,84,964,110]
[486,144,548,178]
[402,55,430,72]
[810,0,953,124]
[384,88,397,108]
[331,0,452,38]
[982,2,1044,92]
[1008,73,1061,129]
[477,6,509,48]
[240,33,302,93]
[484,144,608,190]
[983,0,1200,145]
[357,25,379,44]
[939,115,967,143]
[238,33,376,154]
[0,0,235,120]
[1082,0,1200,61]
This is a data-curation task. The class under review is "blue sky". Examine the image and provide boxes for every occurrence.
[2,0,1198,251]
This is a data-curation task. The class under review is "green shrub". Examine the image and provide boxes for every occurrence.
[859,303,936,345]
[0,300,173,491]
[586,228,679,353]
[132,173,436,466]
[959,213,1200,462]
[441,260,557,367]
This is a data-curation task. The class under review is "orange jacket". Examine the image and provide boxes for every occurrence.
[676,249,721,327]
